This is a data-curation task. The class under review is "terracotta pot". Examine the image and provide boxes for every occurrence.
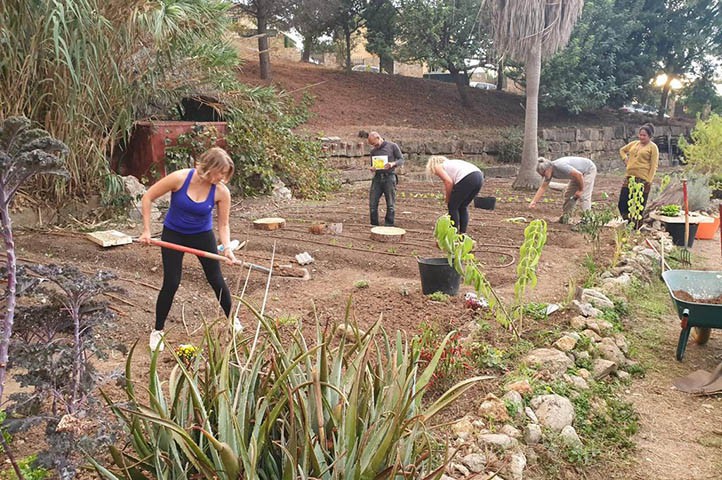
[695,216,720,240]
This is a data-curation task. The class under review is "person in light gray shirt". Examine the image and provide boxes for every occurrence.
[529,156,597,223]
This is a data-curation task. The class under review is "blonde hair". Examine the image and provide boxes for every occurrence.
[425,155,448,179]
[197,147,234,182]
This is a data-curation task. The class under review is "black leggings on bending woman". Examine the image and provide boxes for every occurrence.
[448,171,483,234]
[155,227,232,331]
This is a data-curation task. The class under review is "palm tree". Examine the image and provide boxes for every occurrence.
[486,0,584,189]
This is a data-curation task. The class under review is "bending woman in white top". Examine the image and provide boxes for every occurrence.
[426,155,483,233]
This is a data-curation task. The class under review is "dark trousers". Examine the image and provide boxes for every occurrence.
[155,227,232,330]
[369,171,397,226]
[617,177,651,224]
[448,171,483,233]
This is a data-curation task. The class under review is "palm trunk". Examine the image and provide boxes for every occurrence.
[344,24,352,71]
[257,12,271,80]
[496,58,504,91]
[513,38,542,190]
[659,77,672,120]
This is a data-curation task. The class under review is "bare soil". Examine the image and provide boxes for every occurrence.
[673,290,722,305]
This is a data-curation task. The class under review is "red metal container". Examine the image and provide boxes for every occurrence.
[113,121,227,182]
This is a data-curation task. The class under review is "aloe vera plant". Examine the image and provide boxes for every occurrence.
[94,300,489,479]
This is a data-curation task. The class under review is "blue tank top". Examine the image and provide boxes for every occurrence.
[164,169,216,234]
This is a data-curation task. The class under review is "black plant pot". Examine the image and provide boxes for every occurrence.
[664,222,699,247]
[417,257,461,295]
[473,196,496,210]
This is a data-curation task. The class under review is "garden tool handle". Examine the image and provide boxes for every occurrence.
[145,239,243,265]
[683,179,689,248]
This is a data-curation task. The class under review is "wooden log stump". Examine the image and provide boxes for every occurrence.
[253,217,286,231]
[370,226,406,242]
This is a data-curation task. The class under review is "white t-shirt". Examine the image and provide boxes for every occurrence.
[442,159,481,184]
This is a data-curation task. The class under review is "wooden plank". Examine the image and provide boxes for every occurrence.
[86,230,133,247]
[370,226,406,243]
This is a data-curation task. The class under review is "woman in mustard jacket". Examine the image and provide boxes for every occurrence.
[618,123,659,221]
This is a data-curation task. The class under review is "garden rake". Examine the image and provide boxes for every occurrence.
[681,179,691,266]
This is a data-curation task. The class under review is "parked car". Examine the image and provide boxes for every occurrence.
[470,81,496,90]
[351,64,380,73]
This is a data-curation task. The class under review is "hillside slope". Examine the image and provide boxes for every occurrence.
[237,59,646,140]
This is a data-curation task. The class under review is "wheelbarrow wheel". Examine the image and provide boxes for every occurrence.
[676,327,691,361]
[692,327,712,345]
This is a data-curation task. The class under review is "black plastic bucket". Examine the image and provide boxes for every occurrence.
[417,257,461,295]
[664,222,699,247]
[474,196,496,210]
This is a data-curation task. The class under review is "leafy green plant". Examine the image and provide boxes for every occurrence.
[521,302,549,321]
[659,204,681,216]
[679,113,722,174]
[94,304,489,479]
[163,126,222,173]
[353,279,369,289]
[3,455,51,480]
[427,291,450,302]
[495,128,548,164]
[577,207,616,253]
[512,220,548,331]
[627,176,646,227]
[416,323,470,390]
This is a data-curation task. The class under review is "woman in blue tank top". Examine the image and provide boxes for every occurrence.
[139,147,237,351]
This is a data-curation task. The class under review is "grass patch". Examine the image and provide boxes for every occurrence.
[427,291,451,303]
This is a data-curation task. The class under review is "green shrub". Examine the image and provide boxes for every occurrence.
[495,128,548,164]
[679,113,722,174]
[94,305,489,479]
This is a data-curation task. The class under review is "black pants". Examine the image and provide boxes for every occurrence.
[448,171,483,234]
[617,178,651,224]
[369,172,397,226]
[155,227,232,330]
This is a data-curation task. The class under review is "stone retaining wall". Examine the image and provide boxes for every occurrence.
[323,124,691,175]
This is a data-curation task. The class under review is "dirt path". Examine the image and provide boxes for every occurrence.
[620,233,722,479]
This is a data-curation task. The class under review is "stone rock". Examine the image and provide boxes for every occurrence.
[450,462,470,477]
[335,324,366,341]
[553,335,578,352]
[451,415,476,440]
[461,453,487,473]
[599,337,627,365]
[592,358,617,379]
[565,331,581,341]
[570,315,588,330]
[614,370,631,381]
[501,424,522,439]
[573,300,602,318]
[581,329,602,343]
[524,424,542,445]
[502,390,524,418]
[523,348,573,376]
[478,393,511,422]
[530,394,575,432]
[525,448,539,466]
[508,452,527,480]
[574,351,591,363]
[507,380,533,397]
[638,248,661,260]
[613,333,629,354]
[577,368,591,380]
[595,319,615,334]
[478,433,518,450]
[564,374,589,390]
[440,475,456,480]
[525,407,539,424]
[560,425,583,448]
[581,289,615,309]
[123,175,161,221]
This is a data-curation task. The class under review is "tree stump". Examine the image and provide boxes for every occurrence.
[370,226,406,242]
[253,217,286,231]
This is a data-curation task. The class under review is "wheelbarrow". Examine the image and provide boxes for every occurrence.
[662,270,722,361]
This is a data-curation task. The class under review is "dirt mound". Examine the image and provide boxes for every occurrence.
[236,58,669,138]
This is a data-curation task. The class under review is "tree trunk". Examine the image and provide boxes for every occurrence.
[379,55,394,74]
[344,24,352,71]
[301,33,313,63]
[513,38,542,190]
[257,12,271,80]
[449,66,470,107]
[496,58,504,91]
[659,76,672,120]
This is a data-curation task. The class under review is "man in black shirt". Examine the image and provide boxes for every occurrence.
[367,131,404,226]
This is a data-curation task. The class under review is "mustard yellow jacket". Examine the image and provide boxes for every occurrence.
[620,140,659,183]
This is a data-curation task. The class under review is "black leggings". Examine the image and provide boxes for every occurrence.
[155,227,232,330]
[448,171,483,233]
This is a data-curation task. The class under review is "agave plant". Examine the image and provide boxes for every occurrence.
[93,300,490,479]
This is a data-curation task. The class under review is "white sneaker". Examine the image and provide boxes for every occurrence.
[233,317,243,334]
[149,330,165,351]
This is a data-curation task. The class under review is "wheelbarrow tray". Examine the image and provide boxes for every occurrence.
[662,270,722,361]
